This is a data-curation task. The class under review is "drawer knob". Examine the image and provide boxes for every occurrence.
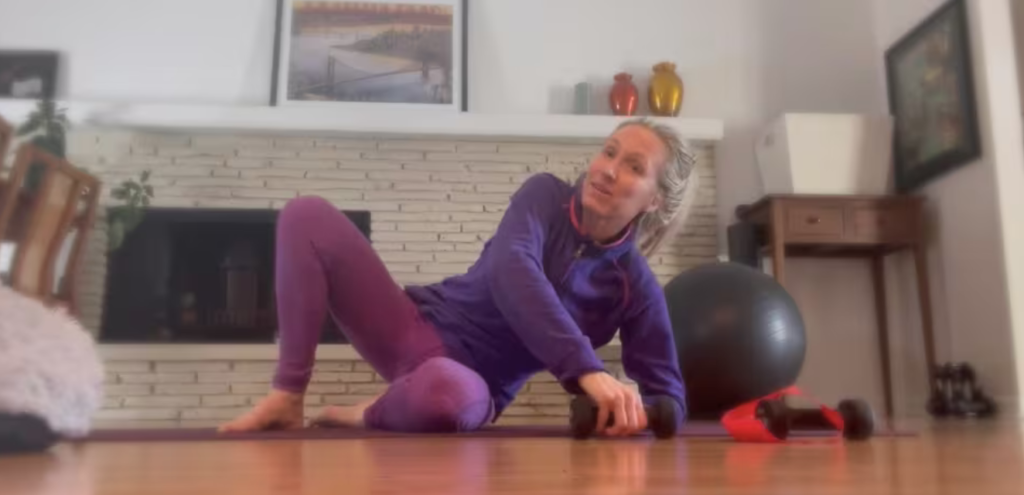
[806,216,821,225]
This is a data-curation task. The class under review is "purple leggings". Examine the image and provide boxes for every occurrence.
[272,196,493,432]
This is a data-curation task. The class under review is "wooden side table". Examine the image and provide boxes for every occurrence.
[735,195,936,420]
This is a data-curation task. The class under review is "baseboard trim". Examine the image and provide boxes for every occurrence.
[994,395,1020,418]
[897,394,1020,420]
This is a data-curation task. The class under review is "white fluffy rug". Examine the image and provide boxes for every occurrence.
[0,286,104,437]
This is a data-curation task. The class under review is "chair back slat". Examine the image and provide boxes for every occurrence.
[0,116,12,173]
[0,144,101,314]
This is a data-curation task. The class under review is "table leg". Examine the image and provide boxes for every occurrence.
[770,202,786,285]
[913,244,938,383]
[871,255,894,422]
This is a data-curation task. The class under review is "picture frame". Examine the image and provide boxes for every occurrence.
[0,51,59,100]
[885,0,981,193]
[270,0,469,112]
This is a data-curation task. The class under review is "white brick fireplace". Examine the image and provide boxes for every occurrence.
[5,102,724,429]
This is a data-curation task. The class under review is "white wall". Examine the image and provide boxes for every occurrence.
[1011,0,1024,416]
[0,0,279,105]
[0,0,754,114]
[870,0,1024,415]
[978,0,1024,415]
[1013,0,1024,105]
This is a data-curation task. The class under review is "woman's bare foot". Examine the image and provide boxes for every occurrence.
[311,395,382,428]
[218,389,305,433]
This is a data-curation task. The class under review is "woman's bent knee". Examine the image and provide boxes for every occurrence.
[396,357,493,432]
[418,358,493,431]
[278,196,335,231]
[277,196,361,243]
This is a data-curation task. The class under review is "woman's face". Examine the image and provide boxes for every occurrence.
[581,125,667,224]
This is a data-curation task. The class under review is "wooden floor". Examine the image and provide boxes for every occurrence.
[2,421,1022,495]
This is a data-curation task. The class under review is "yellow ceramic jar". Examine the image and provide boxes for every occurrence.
[648,62,683,116]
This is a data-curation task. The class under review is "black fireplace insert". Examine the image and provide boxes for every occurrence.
[100,207,370,344]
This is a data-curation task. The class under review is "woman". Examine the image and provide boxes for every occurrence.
[221,118,697,437]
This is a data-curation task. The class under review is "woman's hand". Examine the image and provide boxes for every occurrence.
[578,372,648,437]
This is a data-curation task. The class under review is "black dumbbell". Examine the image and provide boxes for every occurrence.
[927,363,955,417]
[950,363,997,418]
[569,395,678,439]
[755,398,875,441]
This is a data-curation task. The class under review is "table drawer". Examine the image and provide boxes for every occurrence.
[848,207,915,243]
[785,206,844,237]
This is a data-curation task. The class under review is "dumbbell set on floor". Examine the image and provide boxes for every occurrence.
[569,393,876,441]
[927,362,997,418]
[754,398,875,441]
[569,395,679,439]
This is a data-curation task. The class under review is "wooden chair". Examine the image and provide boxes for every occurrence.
[0,116,12,173]
[0,144,101,315]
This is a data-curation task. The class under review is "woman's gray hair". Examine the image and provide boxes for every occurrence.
[616,118,699,258]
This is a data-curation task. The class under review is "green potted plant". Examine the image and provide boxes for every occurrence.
[16,98,68,156]
[15,98,69,189]
[107,171,154,252]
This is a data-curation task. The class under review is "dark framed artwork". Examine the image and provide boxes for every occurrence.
[0,51,59,100]
[270,0,468,112]
[885,0,980,192]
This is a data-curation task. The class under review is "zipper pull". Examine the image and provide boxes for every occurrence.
[575,245,585,258]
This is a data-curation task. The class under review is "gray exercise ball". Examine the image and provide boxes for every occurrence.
[664,262,807,419]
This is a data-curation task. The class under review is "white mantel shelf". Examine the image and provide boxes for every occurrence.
[0,100,724,142]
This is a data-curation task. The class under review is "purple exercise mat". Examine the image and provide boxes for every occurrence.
[75,422,914,443]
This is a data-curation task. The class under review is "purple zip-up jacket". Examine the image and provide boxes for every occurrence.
[405,173,686,424]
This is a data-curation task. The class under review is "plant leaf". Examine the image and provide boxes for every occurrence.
[124,210,143,232]
[17,113,43,136]
[108,220,125,252]
[31,135,63,157]
[47,121,65,138]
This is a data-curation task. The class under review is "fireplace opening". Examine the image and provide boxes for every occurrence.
[100,207,370,344]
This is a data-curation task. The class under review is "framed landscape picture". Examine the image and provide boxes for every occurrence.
[271,0,468,111]
[885,0,980,192]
